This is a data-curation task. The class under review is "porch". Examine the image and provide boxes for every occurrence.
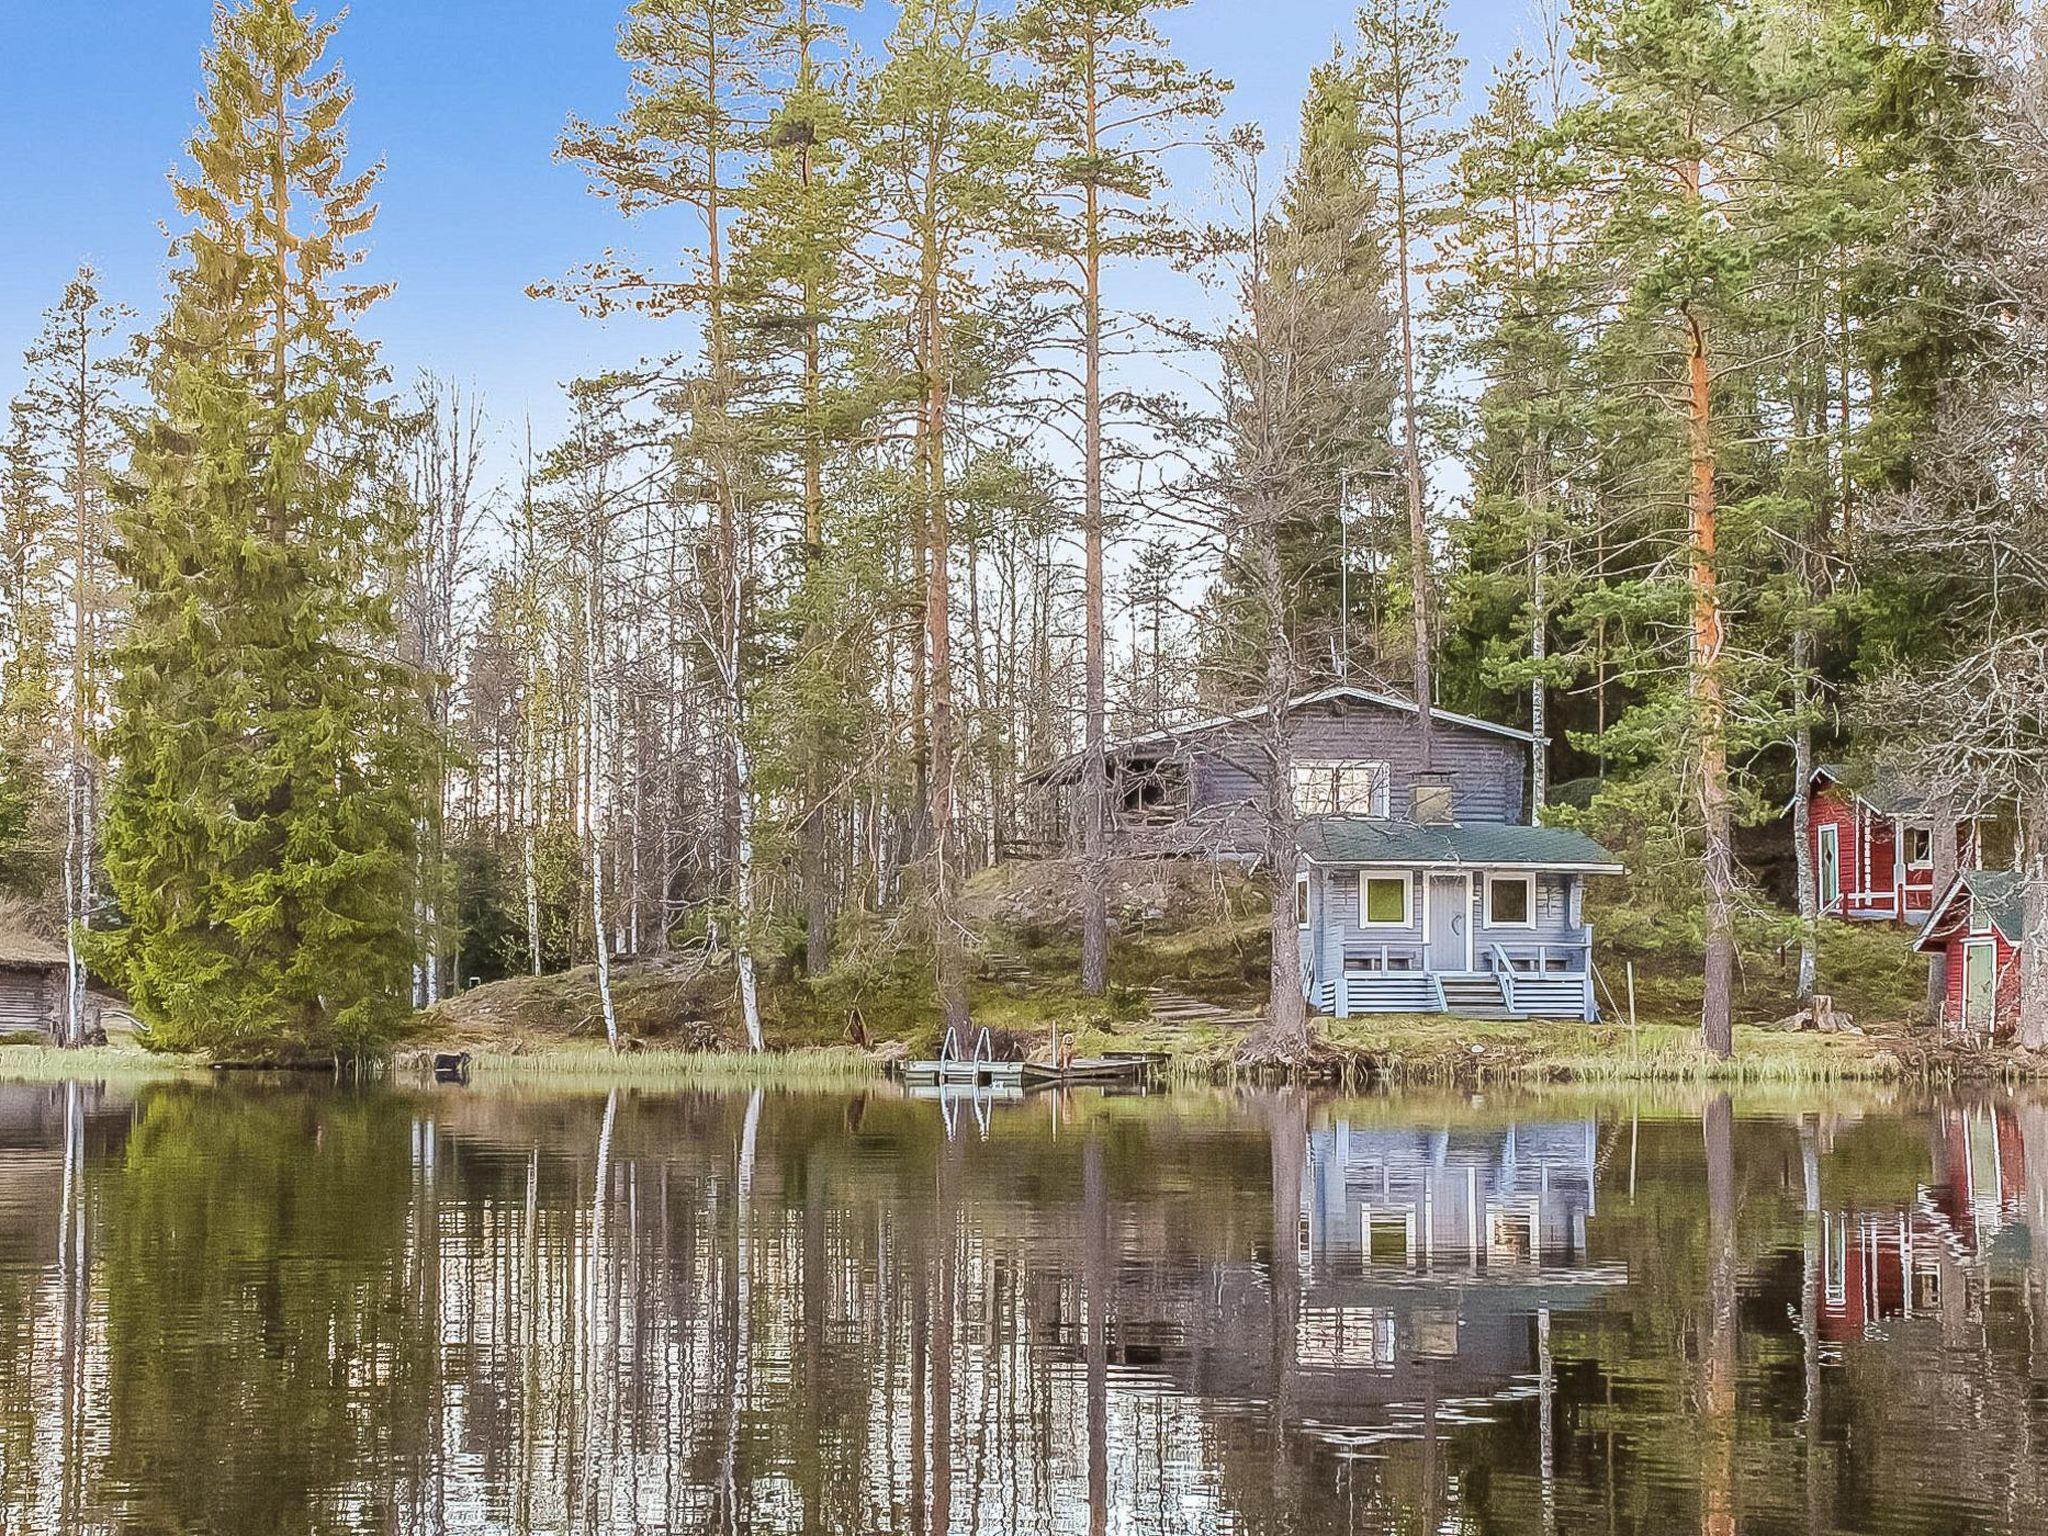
[1294,820,1625,1026]
[1323,939,1598,1023]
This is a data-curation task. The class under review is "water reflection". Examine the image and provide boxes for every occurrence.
[0,1078,2044,1532]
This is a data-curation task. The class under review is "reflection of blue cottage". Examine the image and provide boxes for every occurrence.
[1276,1118,1624,1416]
[1302,1120,1606,1271]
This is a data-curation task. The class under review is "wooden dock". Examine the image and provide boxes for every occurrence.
[900,1031,1165,1093]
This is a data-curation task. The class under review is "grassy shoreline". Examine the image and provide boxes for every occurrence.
[2,1016,2034,1089]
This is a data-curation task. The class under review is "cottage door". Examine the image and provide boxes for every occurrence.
[1963,941,1997,1035]
[1426,875,1470,974]
[1817,825,1840,912]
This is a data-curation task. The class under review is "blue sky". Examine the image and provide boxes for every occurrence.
[1,0,1538,458]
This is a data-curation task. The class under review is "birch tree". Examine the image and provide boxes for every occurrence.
[17,270,131,1044]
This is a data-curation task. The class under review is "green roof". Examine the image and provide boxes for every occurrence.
[1919,869,2028,949]
[1296,818,1624,872]
[1966,871,2026,945]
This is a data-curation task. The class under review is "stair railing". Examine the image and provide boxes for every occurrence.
[1490,944,1520,1014]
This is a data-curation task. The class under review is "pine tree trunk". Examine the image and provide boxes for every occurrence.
[1689,300,1736,1059]
[1792,661,1819,1004]
[1079,43,1110,998]
[586,531,619,1054]
[922,265,970,1039]
[1393,124,1436,772]
[1525,450,1548,814]
[798,13,832,979]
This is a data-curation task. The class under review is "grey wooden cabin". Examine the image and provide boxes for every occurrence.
[0,929,66,1037]
[1033,685,1624,1022]
[1031,685,1539,857]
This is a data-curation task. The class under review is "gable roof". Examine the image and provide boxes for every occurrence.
[1296,818,1624,874]
[1808,762,1952,821]
[1916,869,2027,951]
[0,924,66,970]
[1028,685,1539,785]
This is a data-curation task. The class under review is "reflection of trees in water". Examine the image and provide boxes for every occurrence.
[5,1086,2048,1531]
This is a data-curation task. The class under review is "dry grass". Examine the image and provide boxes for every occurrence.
[0,1044,199,1083]
[435,1045,881,1092]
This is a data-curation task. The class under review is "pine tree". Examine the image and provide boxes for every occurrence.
[1351,0,1463,772]
[95,0,429,1059]
[1002,0,1225,997]
[865,0,1038,1039]
[726,0,869,978]
[0,407,58,892]
[552,0,789,1050]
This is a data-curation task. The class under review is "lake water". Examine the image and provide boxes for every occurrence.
[0,1076,2044,1533]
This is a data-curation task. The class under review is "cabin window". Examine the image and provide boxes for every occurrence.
[1290,760,1390,818]
[1361,875,1409,927]
[1904,827,1932,868]
[1486,874,1535,929]
[1295,872,1311,929]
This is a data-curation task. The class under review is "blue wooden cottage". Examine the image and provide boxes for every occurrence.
[1294,819,1623,1022]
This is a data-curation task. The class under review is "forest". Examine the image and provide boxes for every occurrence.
[3,0,2047,1066]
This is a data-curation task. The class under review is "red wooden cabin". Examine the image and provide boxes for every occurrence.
[1915,871,2025,1038]
[1805,764,1980,926]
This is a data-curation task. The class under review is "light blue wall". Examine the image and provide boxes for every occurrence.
[1303,867,1588,999]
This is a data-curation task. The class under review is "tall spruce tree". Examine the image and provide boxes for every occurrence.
[96,0,428,1058]
[1440,53,1584,812]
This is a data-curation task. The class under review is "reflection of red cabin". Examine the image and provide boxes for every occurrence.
[1805,765,1979,926]
[1820,1106,2030,1343]
[1916,871,2026,1038]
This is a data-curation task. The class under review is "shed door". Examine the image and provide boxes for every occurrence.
[1963,941,1997,1035]
[1817,825,1840,910]
[1426,875,1470,973]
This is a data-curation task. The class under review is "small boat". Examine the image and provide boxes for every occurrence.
[1018,1052,1164,1089]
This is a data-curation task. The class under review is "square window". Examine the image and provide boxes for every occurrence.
[1289,760,1390,818]
[1363,876,1408,926]
[1905,828,1932,867]
[1487,875,1534,928]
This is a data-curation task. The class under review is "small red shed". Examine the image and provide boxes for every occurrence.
[1916,870,2026,1038]
[1805,765,1980,927]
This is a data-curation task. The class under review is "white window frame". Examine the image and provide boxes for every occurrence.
[1358,872,1412,930]
[1484,873,1537,930]
[1969,900,1992,936]
[1904,826,1933,870]
[1295,871,1312,930]
[1289,759,1391,819]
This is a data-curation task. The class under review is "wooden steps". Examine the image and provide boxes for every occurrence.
[1146,987,1260,1033]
